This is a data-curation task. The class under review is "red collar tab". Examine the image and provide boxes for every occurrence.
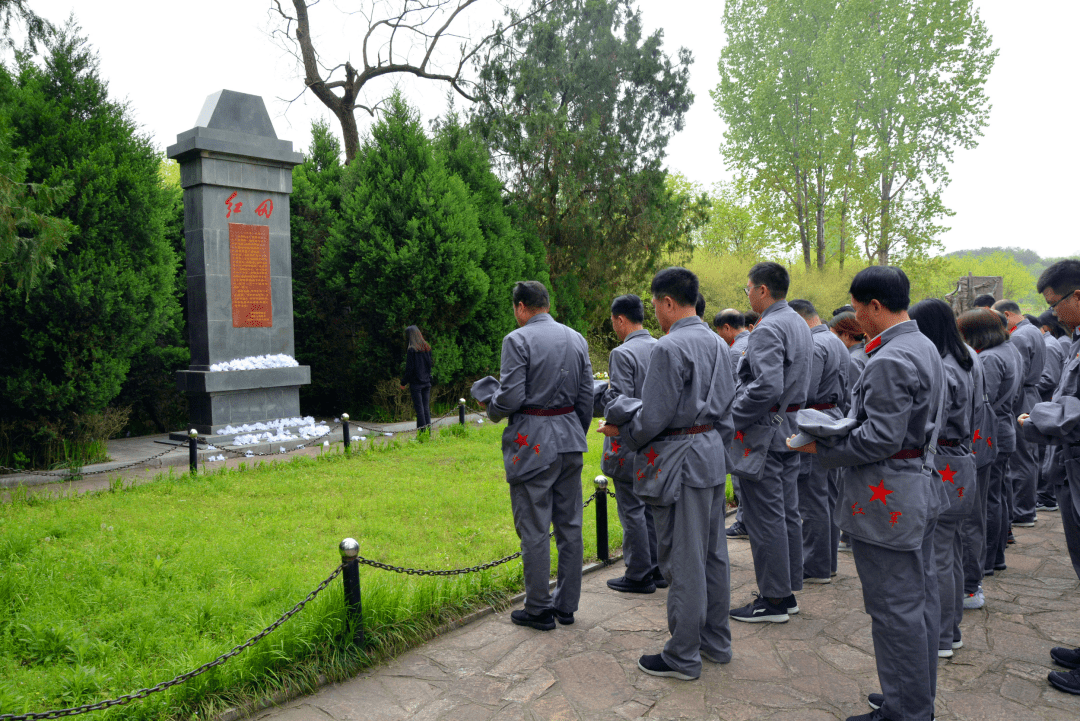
[864,334,883,355]
[1008,325,1017,335]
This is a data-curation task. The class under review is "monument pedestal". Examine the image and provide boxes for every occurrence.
[171,366,312,436]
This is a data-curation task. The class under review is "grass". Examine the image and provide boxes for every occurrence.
[0,423,625,720]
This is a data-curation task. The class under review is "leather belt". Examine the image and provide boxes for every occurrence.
[768,404,802,413]
[937,439,963,447]
[807,403,837,411]
[522,406,574,417]
[659,424,714,438]
[890,449,925,459]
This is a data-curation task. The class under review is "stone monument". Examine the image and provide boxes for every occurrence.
[167,89,310,440]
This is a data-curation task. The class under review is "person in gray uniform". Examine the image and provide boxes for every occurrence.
[791,266,946,721]
[789,298,850,583]
[484,281,594,631]
[1035,310,1067,511]
[598,266,736,680]
[830,311,868,383]
[600,294,663,593]
[994,299,1046,527]
[1018,259,1080,696]
[729,262,812,623]
[714,308,751,539]
[910,298,977,659]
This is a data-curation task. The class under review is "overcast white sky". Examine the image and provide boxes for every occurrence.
[26,0,1079,259]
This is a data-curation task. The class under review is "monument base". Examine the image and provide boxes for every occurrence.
[176,366,311,435]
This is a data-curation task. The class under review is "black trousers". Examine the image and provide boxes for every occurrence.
[409,384,431,429]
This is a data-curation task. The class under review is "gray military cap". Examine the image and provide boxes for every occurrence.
[789,408,859,448]
[470,375,500,405]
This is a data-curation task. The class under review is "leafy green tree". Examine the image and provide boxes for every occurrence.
[0,24,181,454]
[474,0,699,329]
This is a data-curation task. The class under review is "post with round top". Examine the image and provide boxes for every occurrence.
[188,429,198,475]
[342,413,350,452]
[593,476,609,563]
[339,537,364,647]
[459,398,466,426]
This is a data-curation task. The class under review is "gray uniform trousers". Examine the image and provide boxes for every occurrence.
[1010,391,1040,523]
[797,456,832,580]
[732,475,744,525]
[1037,445,1057,506]
[612,478,658,581]
[986,452,1012,571]
[828,469,842,575]
[852,518,939,721]
[652,484,731,678]
[934,514,964,651]
[1056,472,1080,582]
[961,464,993,594]
[509,452,584,616]
[739,450,803,597]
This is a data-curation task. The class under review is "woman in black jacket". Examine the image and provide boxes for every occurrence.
[400,326,433,431]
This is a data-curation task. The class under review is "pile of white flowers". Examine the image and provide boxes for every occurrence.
[594,371,609,380]
[209,354,299,372]
[215,416,331,447]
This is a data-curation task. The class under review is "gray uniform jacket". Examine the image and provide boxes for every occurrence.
[619,316,736,489]
[601,329,657,480]
[487,313,593,482]
[1060,335,1072,361]
[1038,332,1066,401]
[807,324,851,415]
[732,300,813,451]
[979,343,1023,454]
[848,342,868,385]
[728,330,750,380]
[969,345,998,469]
[937,351,977,516]
[1010,319,1046,414]
[1022,332,1080,449]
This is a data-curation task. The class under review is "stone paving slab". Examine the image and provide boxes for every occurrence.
[252,512,1080,721]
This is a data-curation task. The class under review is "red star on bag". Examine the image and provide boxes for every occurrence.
[645,447,659,465]
[610,440,621,454]
[735,430,745,443]
[514,432,529,448]
[868,480,893,505]
[973,429,982,441]
[889,511,902,525]
[940,463,956,484]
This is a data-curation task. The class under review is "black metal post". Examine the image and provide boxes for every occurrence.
[342,413,350,452]
[458,398,466,426]
[188,429,198,475]
[339,538,364,647]
[593,476,609,563]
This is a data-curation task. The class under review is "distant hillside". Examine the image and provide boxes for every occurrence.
[945,246,1079,277]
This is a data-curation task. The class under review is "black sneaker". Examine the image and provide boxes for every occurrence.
[993,563,1007,572]
[867,692,883,709]
[649,568,669,589]
[730,594,789,623]
[1051,646,1080,669]
[783,593,799,614]
[1048,667,1080,695]
[726,520,749,539]
[637,653,697,680]
[701,649,730,664]
[607,574,657,594]
[510,608,555,631]
[554,610,574,625]
[844,710,886,721]
[1036,500,1059,512]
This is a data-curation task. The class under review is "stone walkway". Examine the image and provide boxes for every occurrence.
[254,511,1080,721]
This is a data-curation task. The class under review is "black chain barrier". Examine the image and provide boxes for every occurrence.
[0,564,345,721]
[0,445,184,478]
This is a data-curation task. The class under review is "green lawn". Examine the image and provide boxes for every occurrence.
[0,424,620,720]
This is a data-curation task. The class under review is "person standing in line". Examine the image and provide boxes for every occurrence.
[993,300,1046,528]
[401,325,434,431]
[600,294,664,594]
[1018,259,1080,696]
[695,292,707,322]
[791,266,946,721]
[484,281,594,631]
[713,308,751,540]
[829,311,869,383]
[910,298,977,660]
[729,262,812,623]
[1035,310,1067,512]
[973,293,996,309]
[789,298,850,584]
[744,310,760,332]
[598,267,736,680]
[955,311,998,611]
[961,310,1022,578]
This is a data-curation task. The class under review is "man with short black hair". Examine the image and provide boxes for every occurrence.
[715,308,751,539]
[791,265,946,721]
[601,294,663,594]
[695,292,706,321]
[789,298,850,583]
[729,261,812,623]
[1020,259,1080,696]
[993,299,1046,528]
[833,304,855,317]
[974,293,996,308]
[599,266,736,681]
[744,310,760,331]
[486,281,594,631]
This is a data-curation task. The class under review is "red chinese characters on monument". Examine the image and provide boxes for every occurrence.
[229,223,273,328]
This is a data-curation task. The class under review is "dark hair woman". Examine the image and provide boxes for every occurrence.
[956,308,1022,582]
[828,311,868,386]
[910,298,977,652]
[400,326,433,431]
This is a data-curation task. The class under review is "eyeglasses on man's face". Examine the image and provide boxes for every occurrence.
[1048,291,1075,313]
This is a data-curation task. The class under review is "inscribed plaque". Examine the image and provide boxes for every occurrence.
[229,223,273,327]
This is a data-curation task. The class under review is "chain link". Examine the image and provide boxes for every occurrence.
[0,564,345,721]
[0,445,183,479]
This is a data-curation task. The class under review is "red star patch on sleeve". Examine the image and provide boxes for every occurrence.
[514,432,529,449]
[735,430,745,443]
[645,446,659,465]
[868,480,894,505]
[940,463,956,484]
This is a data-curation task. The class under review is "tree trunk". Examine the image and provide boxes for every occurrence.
[878,171,892,266]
